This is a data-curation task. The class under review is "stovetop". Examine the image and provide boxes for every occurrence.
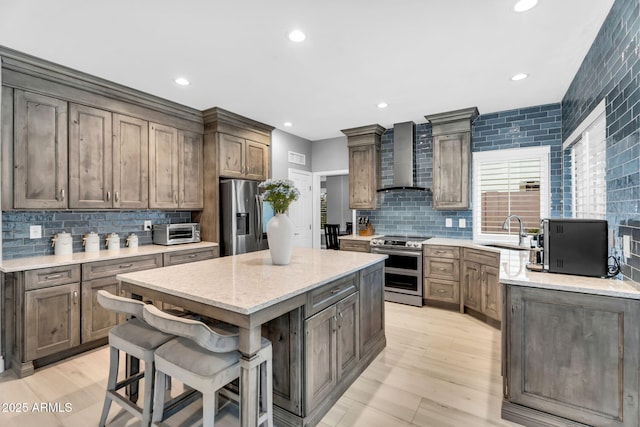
[370,235,433,249]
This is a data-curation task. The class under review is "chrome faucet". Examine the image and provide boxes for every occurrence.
[502,215,527,246]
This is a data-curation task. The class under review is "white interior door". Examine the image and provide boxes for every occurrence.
[288,168,313,247]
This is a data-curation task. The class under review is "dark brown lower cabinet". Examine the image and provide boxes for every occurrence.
[503,285,640,427]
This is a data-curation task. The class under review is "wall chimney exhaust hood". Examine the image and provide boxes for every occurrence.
[377,121,429,192]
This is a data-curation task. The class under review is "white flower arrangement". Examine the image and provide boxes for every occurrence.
[259,179,300,214]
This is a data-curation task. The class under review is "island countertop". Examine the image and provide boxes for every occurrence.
[117,247,387,315]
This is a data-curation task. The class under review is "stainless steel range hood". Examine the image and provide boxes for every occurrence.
[377,121,428,192]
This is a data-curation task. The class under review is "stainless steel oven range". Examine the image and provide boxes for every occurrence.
[370,235,432,306]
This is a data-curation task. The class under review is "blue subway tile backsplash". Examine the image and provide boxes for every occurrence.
[1,210,191,259]
[358,103,563,237]
[562,0,639,281]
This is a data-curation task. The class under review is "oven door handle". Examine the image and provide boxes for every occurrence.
[371,248,422,257]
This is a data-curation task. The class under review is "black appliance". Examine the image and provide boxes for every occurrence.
[541,218,608,277]
[370,235,432,306]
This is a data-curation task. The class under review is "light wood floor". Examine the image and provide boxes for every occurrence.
[0,303,520,427]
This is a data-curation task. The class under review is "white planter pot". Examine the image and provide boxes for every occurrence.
[267,213,294,265]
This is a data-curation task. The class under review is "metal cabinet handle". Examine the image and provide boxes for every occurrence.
[187,254,197,258]
[180,192,184,204]
[73,291,78,304]
[115,191,119,203]
[119,263,133,269]
[338,311,343,328]
[332,315,338,332]
[44,274,62,280]
[60,189,65,201]
[106,191,111,202]
[437,289,446,293]
[174,193,178,204]
[330,287,342,294]
[438,267,446,271]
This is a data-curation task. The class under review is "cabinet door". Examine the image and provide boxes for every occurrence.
[25,283,80,360]
[149,122,179,208]
[433,132,470,210]
[305,306,337,413]
[69,104,113,208]
[508,286,640,427]
[482,265,501,321]
[178,130,204,209]
[462,261,482,311]
[337,292,359,379]
[14,90,68,209]
[359,262,385,357]
[218,133,245,178]
[81,277,121,343]
[113,114,148,209]
[245,139,269,181]
[348,144,377,209]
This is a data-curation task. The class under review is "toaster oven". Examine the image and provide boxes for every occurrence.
[153,223,201,245]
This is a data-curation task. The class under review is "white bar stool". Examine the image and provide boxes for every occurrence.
[142,304,273,427]
[96,290,175,427]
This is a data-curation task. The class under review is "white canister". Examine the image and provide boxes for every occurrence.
[106,233,120,251]
[83,232,100,253]
[52,232,73,256]
[126,233,138,248]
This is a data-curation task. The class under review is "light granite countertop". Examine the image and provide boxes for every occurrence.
[338,234,383,241]
[424,237,640,299]
[0,242,218,273]
[117,247,387,315]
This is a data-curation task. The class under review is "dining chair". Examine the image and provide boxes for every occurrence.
[96,290,175,427]
[142,304,273,427]
[324,223,340,250]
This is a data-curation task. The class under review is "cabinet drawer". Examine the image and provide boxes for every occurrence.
[163,248,217,266]
[424,257,460,281]
[464,248,499,267]
[82,254,163,280]
[307,274,358,318]
[424,245,460,259]
[25,265,81,290]
[339,239,370,253]
[425,278,460,304]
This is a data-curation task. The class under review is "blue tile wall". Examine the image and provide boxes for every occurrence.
[1,210,192,259]
[357,103,563,237]
[562,0,639,280]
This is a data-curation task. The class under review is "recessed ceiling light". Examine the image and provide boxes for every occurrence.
[284,122,293,127]
[511,73,529,81]
[175,77,190,86]
[377,102,389,109]
[288,30,306,42]
[514,0,538,12]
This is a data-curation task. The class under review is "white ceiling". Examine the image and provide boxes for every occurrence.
[0,0,614,141]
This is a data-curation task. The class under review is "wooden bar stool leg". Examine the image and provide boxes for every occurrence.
[152,370,167,423]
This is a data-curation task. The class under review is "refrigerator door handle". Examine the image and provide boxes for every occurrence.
[255,194,263,245]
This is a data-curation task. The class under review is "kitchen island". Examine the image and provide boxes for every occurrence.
[117,247,387,427]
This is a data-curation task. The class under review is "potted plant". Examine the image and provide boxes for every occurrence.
[259,179,300,265]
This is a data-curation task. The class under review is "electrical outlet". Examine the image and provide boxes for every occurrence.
[623,235,631,260]
[29,225,42,239]
[445,218,453,228]
[144,220,152,231]
[458,218,466,228]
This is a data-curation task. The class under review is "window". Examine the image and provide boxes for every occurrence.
[473,146,550,242]
[567,105,606,219]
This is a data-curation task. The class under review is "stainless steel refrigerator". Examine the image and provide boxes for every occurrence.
[219,179,271,256]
